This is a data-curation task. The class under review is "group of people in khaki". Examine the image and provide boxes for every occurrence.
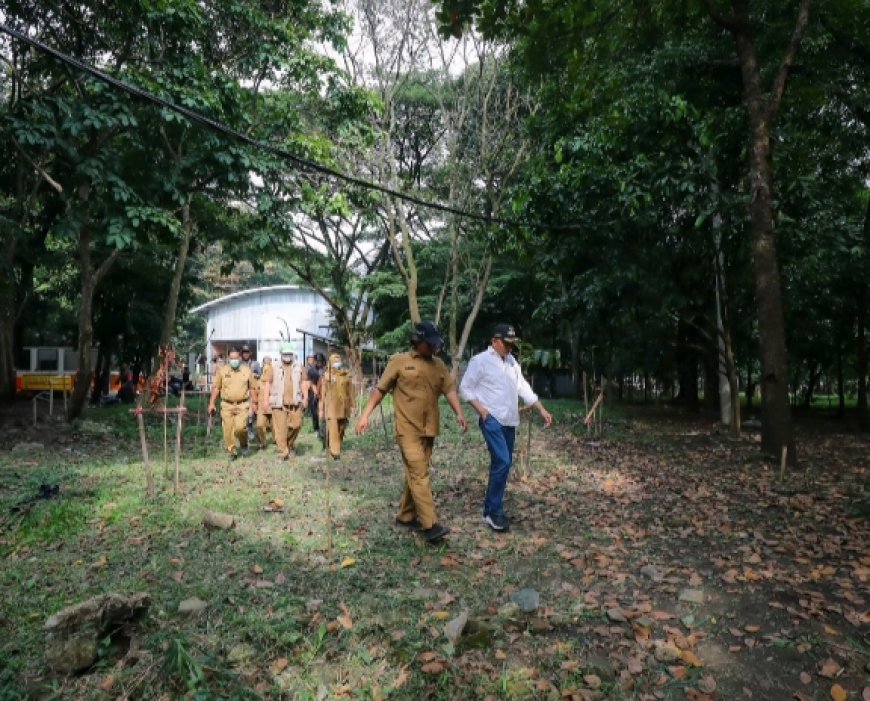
[208,343,354,461]
[210,320,551,543]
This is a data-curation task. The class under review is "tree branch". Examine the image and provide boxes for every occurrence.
[766,0,813,121]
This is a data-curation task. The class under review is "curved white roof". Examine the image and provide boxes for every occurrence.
[190,285,317,315]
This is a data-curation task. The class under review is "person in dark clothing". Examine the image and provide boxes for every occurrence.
[302,354,322,432]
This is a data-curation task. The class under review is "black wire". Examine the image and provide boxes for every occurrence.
[0,22,594,232]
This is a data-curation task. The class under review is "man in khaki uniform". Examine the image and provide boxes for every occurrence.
[319,353,354,460]
[207,349,257,460]
[254,357,273,449]
[356,322,467,542]
[267,342,304,460]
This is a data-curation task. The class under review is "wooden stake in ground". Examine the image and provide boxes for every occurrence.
[205,405,213,456]
[523,411,533,475]
[779,445,788,482]
[583,371,589,437]
[134,402,155,497]
[324,453,334,557]
[163,370,170,478]
[174,391,186,494]
[584,390,605,427]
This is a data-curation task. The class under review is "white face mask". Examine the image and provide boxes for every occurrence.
[281,355,293,364]
[331,362,342,369]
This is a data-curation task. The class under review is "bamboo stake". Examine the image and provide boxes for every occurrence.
[174,391,185,494]
[583,371,589,437]
[523,412,533,475]
[325,455,334,556]
[584,390,605,427]
[135,403,155,497]
[779,446,788,482]
[163,368,169,478]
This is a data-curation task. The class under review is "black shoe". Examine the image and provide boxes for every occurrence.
[241,447,251,457]
[482,514,509,531]
[229,452,238,461]
[332,454,340,461]
[395,516,422,529]
[421,523,449,542]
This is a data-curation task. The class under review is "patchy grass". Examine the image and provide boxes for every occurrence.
[0,397,868,700]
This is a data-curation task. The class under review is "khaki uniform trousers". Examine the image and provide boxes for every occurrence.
[273,404,303,457]
[220,400,250,454]
[256,409,272,449]
[396,435,437,529]
[326,417,348,458]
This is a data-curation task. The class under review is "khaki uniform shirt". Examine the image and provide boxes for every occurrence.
[214,365,254,403]
[377,350,455,437]
[258,364,273,410]
[322,369,353,420]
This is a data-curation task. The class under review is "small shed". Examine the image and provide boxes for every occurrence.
[190,285,335,382]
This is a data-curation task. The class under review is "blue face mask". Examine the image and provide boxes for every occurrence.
[229,359,241,369]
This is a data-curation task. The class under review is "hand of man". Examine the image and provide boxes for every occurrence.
[539,407,553,427]
[355,413,370,435]
[457,413,468,433]
[208,404,216,416]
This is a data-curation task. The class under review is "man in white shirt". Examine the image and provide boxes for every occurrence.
[460,324,552,531]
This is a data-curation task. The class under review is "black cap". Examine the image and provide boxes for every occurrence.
[492,323,519,344]
[241,344,251,353]
[411,321,444,350]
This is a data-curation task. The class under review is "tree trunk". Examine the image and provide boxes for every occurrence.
[836,343,845,418]
[450,255,492,381]
[385,203,421,324]
[802,364,820,409]
[68,222,121,421]
[857,193,869,430]
[0,235,15,402]
[719,0,810,465]
[70,278,96,420]
[158,201,194,350]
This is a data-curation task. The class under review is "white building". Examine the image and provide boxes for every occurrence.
[190,285,336,382]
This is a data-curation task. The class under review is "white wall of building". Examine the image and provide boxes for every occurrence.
[193,286,333,380]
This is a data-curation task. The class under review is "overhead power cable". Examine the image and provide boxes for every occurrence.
[1,22,593,232]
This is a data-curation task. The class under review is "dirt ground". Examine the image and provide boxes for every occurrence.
[0,398,868,700]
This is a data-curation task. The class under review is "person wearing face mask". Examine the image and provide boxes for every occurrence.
[254,356,273,450]
[319,352,354,460]
[356,321,468,543]
[207,349,257,460]
[268,342,304,460]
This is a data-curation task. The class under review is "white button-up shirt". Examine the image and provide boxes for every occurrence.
[459,347,538,427]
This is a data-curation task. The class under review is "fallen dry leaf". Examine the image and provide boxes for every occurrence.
[819,659,841,679]
[270,658,288,674]
[681,650,703,667]
[830,684,847,701]
[340,557,356,568]
[800,672,812,685]
[393,666,409,689]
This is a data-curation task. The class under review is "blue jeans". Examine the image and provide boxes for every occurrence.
[480,415,516,517]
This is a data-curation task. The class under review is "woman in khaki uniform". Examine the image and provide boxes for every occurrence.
[254,357,273,449]
[356,322,467,542]
[319,353,354,460]
[207,349,257,460]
